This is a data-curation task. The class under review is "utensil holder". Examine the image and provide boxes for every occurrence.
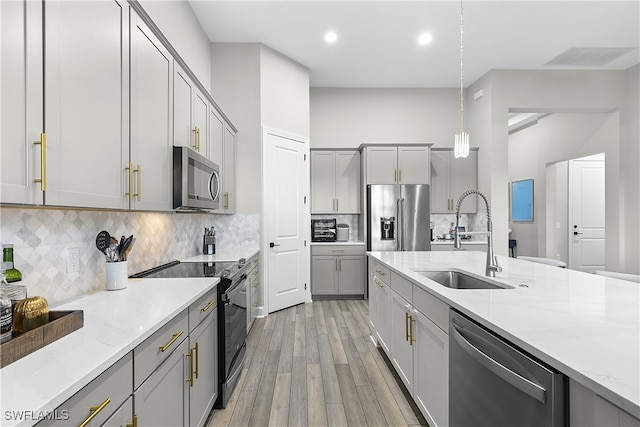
[105,261,128,291]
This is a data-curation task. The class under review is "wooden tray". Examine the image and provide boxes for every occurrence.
[1,310,84,368]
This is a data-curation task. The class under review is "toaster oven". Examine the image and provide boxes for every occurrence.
[311,219,337,242]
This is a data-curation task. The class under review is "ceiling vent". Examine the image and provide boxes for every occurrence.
[545,47,635,66]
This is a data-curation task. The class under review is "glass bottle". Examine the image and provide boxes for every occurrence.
[2,244,22,283]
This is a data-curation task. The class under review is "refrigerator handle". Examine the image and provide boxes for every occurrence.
[397,197,403,250]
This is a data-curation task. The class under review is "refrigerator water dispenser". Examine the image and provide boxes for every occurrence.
[380,217,396,240]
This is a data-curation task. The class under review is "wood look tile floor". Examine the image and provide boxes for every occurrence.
[208,300,428,427]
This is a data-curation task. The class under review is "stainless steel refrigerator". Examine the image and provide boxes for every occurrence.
[367,184,431,251]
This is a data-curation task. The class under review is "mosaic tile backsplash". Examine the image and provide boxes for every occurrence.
[0,207,259,306]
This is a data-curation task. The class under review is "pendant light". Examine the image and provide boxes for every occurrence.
[454,0,470,158]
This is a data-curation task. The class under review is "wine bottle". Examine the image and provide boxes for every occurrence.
[2,244,22,283]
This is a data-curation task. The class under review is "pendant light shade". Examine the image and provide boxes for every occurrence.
[455,131,469,158]
[454,0,469,158]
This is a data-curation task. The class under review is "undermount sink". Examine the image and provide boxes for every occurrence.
[416,270,513,290]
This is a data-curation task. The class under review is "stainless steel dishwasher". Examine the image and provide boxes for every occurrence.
[449,309,566,427]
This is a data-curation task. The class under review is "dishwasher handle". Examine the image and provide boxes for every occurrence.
[451,322,547,404]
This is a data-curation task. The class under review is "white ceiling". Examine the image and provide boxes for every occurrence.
[189,1,640,88]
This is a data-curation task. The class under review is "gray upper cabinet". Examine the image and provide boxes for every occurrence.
[430,148,478,213]
[129,11,173,211]
[310,150,360,214]
[364,145,431,185]
[208,116,236,214]
[44,0,129,209]
[1,0,129,209]
[1,1,236,213]
[1,0,43,205]
[222,125,237,214]
[174,65,208,156]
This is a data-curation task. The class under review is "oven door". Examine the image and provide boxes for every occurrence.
[218,273,247,408]
[223,274,247,378]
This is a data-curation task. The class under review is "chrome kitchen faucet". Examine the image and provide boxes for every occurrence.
[453,190,502,277]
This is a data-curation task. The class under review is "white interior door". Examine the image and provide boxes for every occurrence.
[569,154,605,272]
[264,128,309,313]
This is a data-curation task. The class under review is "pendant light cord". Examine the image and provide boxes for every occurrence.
[459,0,465,133]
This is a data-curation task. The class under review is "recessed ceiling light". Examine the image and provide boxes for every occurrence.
[325,32,338,44]
[418,33,433,45]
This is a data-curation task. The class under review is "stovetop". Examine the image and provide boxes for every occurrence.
[130,260,243,279]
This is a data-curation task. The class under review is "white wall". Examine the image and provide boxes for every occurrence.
[508,112,617,258]
[139,0,211,91]
[310,88,459,148]
[261,45,310,138]
[468,69,638,273]
[210,43,310,215]
[210,43,262,214]
[546,161,569,263]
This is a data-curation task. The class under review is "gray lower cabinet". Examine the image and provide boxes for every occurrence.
[36,353,134,427]
[246,253,261,332]
[103,396,134,427]
[368,261,449,427]
[311,245,365,298]
[134,338,190,427]
[37,287,219,427]
[134,289,219,427]
[189,309,218,427]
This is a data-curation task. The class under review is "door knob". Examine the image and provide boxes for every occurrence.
[269,242,280,248]
[573,231,583,235]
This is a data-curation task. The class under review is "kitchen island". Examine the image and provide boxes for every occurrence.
[368,250,640,422]
[0,276,219,427]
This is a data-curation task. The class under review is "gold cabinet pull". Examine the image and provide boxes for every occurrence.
[405,312,410,342]
[193,126,200,151]
[159,330,183,352]
[193,341,199,379]
[79,398,111,427]
[399,169,402,183]
[126,162,133,201]
[394,169,397,183]
[33,132,47,191]
[409,315,416,345]
[200,300,215,312]
[375,269,385,276]
[374,278,384,288]
[224,192,229,209]
[125,415,138,427]
[134,164,141,200]
[338,259,342,271]
[185,347,194,387]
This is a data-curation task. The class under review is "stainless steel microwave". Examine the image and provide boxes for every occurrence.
[173,146,221,210]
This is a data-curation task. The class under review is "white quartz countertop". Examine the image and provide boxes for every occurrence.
[182,247,260,263]
[310,240,365,246]
[0,276,219,427]
[367,250,640,419]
